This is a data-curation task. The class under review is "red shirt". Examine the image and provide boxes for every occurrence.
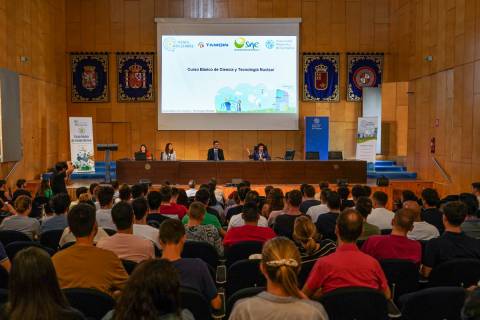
[159,203,187,219]
[361,234,422,264]
[305,243,389,295]
[223,224,276,247]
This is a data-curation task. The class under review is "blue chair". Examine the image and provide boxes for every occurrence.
[226,259,265,297]
[225,241,263,267]
[180,287,212,320]
[5,241,55,260]
[380,259,419,302]
[429,258,480,287]
[182,240,219,269]
[0,230,31,246]
[40,229,64,251]
[63,288,116,320]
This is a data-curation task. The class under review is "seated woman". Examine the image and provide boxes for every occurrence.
[1,247,85,320]
[246,143,271,161]
[103,259,194,320]
[293,216,336,261]
[161,143,177,161]
[230,237,328,320]
[184,202,223,256]
[138,144,153,160]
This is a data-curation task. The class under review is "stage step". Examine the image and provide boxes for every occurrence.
[367,160,417,180]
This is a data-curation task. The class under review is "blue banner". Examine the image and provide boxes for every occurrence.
[304,117,329,160]
[347,53,383,101]
[303,53,339,102]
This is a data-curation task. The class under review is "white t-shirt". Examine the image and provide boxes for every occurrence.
[133,224,161,249]
[306,204,329,223]
[186,188,197,198]
[366,207,395,230]
[228,214,268,230]
[96,208,117,231]
[407,221,440,240]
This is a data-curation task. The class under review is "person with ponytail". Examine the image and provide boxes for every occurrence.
[293,216,336,262]
[230,237,328,320]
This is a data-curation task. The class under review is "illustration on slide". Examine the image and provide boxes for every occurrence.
[214,83,295,113]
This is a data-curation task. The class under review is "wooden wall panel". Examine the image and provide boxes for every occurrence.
[66,0,402,163]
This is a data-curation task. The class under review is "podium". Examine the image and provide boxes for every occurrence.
[97,144,118,183]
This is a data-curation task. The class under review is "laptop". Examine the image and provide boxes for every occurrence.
[284,150,295,160]
[305,151,320,160]
[134,152,147,161]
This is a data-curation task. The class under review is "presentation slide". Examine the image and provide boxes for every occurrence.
[161,35,297,114]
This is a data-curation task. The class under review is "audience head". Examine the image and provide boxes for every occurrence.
[54,161,68,173]
[422,188,440,208]
[14,195,32,215]
[242,202,260,223]
[459,193,479,217]
[89,182,99,197]
[49,193,70,215]
[261,237,302,298]
[97,186,115,208]
[442,201,468,227]
[372,191,388,208]
[355,196,373,220]
[293,216,319,254]
[159,186,172,204]
[264,185,274,197]
[175,189,189,208]
[77,193,93,205]
[194,188,210,206]
[351,185,366,201]
[286,190,302,208]
[147,191,162,211]
[319,188,331,204]
[302,185,316,199]
[16,179,26,189]
[237,186,251,203]
[131,184,144,199]
[113,259,182,319]
[319,181,329,190]
[7,247,69,320]
[110,180,119,191]
[111,202,134,231]
[188,180,196,189]
[118,184,131,202]
[244,190,260,206]
[267,188,285,211]
[472,182,480,196]
[402,190,418,203]
[187,201,206,222]
[392,208,415,233]
[363,185,372,197]
[75,186,88,200]
[336,208,363,243]
[132,197,148,221]
[337,186,350,201]
[326,191,341,211]
[403,200,421,221]
[68,203,96,239]
[159,219,185,248]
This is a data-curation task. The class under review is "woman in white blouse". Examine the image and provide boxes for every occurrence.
[161,142,176,161]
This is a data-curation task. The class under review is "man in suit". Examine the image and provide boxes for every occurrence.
[207,140,225,161]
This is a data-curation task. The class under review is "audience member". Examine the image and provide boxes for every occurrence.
[264,188,285,224]
[314,181,330,200]
[38,178,53,200]
[356,196,380,240]
[472,182,480,205]
[131,183,145,199]
[293,216,336,261]
[181,189,223,236]
[315,191,341,241]
[50,161,74,196]
[111,180,120,200]
[230,237,328,320]
[421,188,444,234]
[0,179,11,202]
[338,186,354,211]
[41,193,70,233]
[367,191,395,230]
[362,208,421,264]
[299,185,321,214]
[175,188,190,209]
[186,180,197,198]
[11,179,31,203]
[404,200,439,240]
[52,203,128,296]
[351,184,366,204]
[228,190,267,229]
[147,190,162,215]
[0,247,85,320]
[303,209,390,299]
[0,195,39,240]
[306,189,330,223]
[224,202,276,247]
[422,201,480,278]
[274,190,304,239]
[157,186,186,219]
[461,193,480,238]
[159,219,222,310]
[364,185,372,197]
[103,259,194,320]
[118,184,131,202]
[96,186,116,230]
[226,186,251,222]
[69,187,88,209]
[185,202,223,256]
[131,197,160,249]
[97,202,154,263]
[401,190,418,203]
[206,184,224,220]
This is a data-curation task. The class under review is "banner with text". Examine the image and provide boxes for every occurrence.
[356,117,378,162]
[69,117,95,173]
[305,116,329,160]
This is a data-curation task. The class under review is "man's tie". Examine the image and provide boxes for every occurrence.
[214,149,218,161]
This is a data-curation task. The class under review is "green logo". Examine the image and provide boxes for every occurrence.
[234,37,246,49]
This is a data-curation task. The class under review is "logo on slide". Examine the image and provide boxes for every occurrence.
[197,42,205,48]
[265,40,275,49]
[163,38,176,52]
[234,37,246,48]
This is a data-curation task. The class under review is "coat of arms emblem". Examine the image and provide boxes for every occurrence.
[82,65,97,90]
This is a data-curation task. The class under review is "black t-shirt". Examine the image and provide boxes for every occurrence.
[315,212,339,241]
[226,205,243,222]
[423,231,480,268]
[421,208,444,234]
[51,171,67,195]
[11,189,32,204]
[273,214,304,239]
[299,199,322,214]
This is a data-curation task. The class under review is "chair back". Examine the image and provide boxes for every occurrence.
[121,260,138,275]
[40,229,64,251]
[0,288,7,305]
[180,287,212,320]
[0,265,8,289]
[399,286,465,320]
[380,259,419,301]
[0,230,31,246]
[226,287,265,318]
[147,214,170,227]
[60,241,76,250]
[182,241,219,269]
[5,241,55,260]
[63,288,116,320]
[225,241,263,267]
[429,258,480,287]
[320,287,388,320]
[226,259,265,297]
[298,259,317,288]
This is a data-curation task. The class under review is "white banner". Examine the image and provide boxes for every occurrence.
[356,117,378,163]
[69,117,95,173]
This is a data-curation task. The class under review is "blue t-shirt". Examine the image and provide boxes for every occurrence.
[172,258,217,301]
[41,215,68,233]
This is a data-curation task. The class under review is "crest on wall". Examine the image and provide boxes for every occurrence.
[117,52,154,102]
[347,53,383,101]
[71,53,109,102]
[303,53,339,102]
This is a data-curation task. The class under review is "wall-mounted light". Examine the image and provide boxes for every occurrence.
[424,55,433,62]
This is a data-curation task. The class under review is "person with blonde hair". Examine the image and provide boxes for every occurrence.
[293,216,336,262]
[230,237,328,320]
[0,195,40,240]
